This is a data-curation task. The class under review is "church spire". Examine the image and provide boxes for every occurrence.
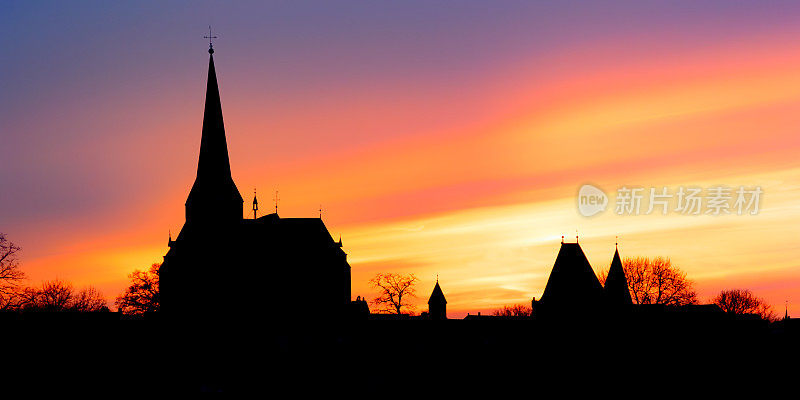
[185,43,244,224]
[197,50,231,179]
[604,245,633,306]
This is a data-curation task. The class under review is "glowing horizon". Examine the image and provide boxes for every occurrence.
[4,2,800,318]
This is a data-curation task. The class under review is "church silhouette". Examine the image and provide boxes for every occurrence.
[159,43,351,320]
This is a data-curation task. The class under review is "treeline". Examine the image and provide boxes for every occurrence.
[1,233,161,316]
[1,233,108,312]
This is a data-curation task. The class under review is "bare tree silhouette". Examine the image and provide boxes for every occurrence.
[598,256,697,306]
[712,288,777,322]
[21,280,108,312]
[369,273,418,314]
[72,286,108,312]
[116,263,160,316]
[0,233,26,311]
[493,304,532,317]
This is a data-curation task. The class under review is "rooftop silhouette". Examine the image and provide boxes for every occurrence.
[604,245,633,307]
[534,241,604,317]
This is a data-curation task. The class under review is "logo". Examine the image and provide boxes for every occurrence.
[578,184,608,217]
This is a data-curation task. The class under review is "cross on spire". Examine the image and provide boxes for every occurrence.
[204,25,218,54]
[273,190,280,214]
[319,204,324,219]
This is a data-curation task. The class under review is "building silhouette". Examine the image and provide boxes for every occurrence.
[532,239,636,318]
[604,244,633,309]
[532,240,604,318]
[427,279,447,320]
[159,45,351,319]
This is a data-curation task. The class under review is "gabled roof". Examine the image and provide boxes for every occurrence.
[604,247,633,306]
[428,281,447,305]
[539,242,603,306]
[242,214,346,254]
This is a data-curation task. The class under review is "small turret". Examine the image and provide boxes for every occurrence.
[252,189,259,219]
[428,278,447,320]
[604,243,633,307]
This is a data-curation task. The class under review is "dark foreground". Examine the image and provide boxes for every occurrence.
[3,314,798,393]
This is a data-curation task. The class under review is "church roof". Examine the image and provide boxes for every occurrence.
[604,247,633,306]
[428,281,447,305]
[539,242,603,306]
[243,214,346,253]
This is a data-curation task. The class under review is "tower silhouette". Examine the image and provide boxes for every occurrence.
[184,47,243,225]
[603,245,633,308]
[428,279,447,320]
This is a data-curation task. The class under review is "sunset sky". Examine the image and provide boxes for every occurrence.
[3,1,800,317]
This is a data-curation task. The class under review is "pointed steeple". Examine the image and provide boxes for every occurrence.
[604,245,633,306]
[252,189,259,219]
[197,50,231,179]
[428,280,447,320]
[185,47,244,224]
[429,281,446,304]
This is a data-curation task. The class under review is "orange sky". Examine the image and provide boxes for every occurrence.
[4,3,800,318]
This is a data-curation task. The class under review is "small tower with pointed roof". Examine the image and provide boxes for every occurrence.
[252,189,259,219]
[785,301,790,321]
[428,278,447,320]
[604,241,633,308]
